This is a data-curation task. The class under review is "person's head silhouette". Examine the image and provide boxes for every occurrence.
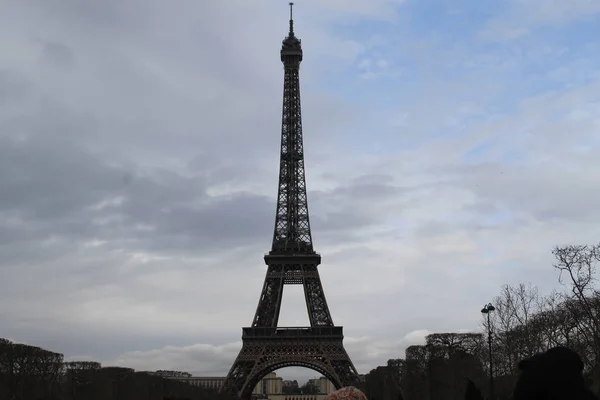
[513,346,596,400]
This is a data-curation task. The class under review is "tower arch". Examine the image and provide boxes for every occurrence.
[241,361,341,399]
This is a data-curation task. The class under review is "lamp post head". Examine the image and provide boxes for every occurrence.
[481,303,495,314]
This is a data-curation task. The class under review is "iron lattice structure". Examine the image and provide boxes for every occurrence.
[221,5,359,399]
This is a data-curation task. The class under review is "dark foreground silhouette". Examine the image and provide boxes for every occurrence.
[464,380,483,400]
[513,346,597,400]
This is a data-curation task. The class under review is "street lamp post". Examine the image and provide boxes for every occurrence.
[481,303,495,400]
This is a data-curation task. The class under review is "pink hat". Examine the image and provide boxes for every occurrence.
[324,386,367,400]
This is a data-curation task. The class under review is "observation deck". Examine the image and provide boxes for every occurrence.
[242,326,344,339]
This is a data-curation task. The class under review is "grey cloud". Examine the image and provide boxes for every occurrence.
[0,71,32,107]
[0,128,404,259]
[310,174,409,232]
[478,0,600,42]
[39,41,75,68]
[448,160,600,224]
[0,59,406,262]
[1,319,238,368]
[0,0,374,178]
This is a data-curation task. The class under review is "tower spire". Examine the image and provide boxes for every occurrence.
[289,2,294,36]
[281,2,302,65]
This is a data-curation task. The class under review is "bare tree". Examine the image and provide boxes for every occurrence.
[426,333,484,360]
[553,243,600,364]
[485,283,544,376]
[512,283,540,355]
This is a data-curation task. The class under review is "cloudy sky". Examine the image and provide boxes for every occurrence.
[1,0,600,383]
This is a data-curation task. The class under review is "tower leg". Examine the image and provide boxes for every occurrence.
[251,265,285,328]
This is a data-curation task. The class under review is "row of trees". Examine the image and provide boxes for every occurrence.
[363,333,489,400]
[0,339,233,400]
[362,243,600,400]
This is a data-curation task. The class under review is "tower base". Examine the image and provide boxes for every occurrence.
[221,327,360,399]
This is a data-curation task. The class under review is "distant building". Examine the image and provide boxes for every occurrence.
[307,377,336,394]
[164,376,227,391]
[260,372,284,395]
[165,372,281,395]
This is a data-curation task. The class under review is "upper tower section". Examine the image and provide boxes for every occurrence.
[281,3,302,68]
[269,3,315,255]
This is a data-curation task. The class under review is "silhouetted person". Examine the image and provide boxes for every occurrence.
[464,379,483,400]
[513,346,597,400]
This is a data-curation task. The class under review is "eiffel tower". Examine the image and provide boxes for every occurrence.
[221,4,360,399]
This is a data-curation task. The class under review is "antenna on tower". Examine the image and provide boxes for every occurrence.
[288,2,294,36]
